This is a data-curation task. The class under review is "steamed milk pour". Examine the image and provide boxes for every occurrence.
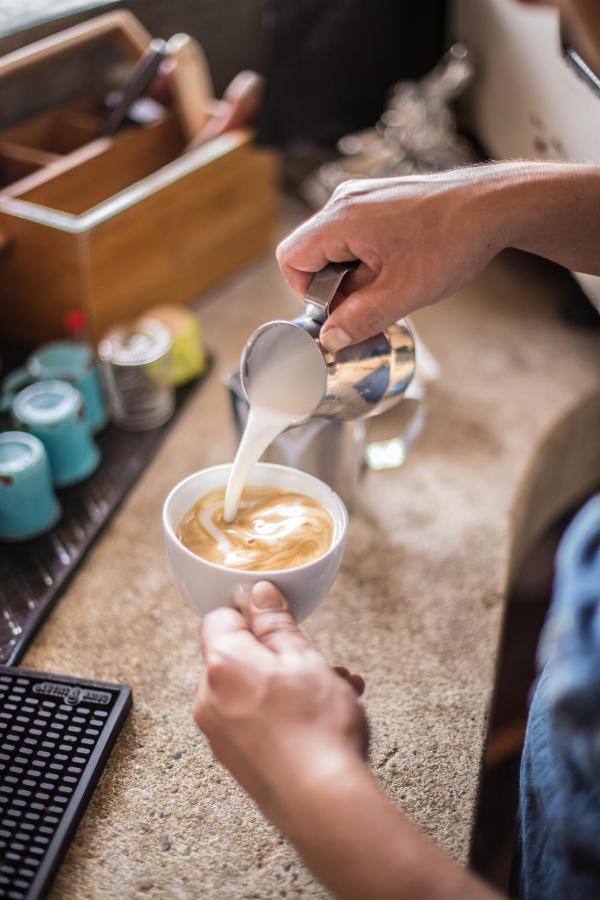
[224,262,416,522]
[224,326,325,520]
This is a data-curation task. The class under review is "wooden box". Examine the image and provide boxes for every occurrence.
[0,13,278,346]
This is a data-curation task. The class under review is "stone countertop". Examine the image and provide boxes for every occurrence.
[21,204,600,899]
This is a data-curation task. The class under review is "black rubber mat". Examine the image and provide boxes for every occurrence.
[0,665,131,900]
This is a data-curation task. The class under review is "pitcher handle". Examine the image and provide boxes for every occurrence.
[304,261,358,324]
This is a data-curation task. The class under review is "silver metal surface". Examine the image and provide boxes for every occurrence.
[98,320,174,431]
[241,263,416,422]
[304,262,356,323]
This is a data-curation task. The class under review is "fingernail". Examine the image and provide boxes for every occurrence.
[251,581,286,610]
[320,327,352,353]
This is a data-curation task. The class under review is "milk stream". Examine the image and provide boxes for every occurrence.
[223,406,296,522]
[223,328,325,522]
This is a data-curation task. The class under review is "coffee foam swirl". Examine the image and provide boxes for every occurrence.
[177,485,333,571]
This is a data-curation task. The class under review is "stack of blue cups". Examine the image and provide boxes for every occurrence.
[0,432,61,541]
[0,341,106,542]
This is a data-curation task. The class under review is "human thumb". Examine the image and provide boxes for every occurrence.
[248,582,311,654]
[319,274,398,352]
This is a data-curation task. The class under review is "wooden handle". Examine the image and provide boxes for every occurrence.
[166,34,215,142]
[0,10,152,78]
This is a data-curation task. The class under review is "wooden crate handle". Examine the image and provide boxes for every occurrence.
[0,11,152,78]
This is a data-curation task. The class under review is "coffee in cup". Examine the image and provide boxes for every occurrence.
[163,463,348,620]
[177,485,334,571]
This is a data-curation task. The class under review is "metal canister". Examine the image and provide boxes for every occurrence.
[98,319,174,430]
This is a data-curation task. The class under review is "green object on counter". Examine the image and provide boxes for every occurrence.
[142,305,207,386]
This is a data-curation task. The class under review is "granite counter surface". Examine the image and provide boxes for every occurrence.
[20,206,600,899]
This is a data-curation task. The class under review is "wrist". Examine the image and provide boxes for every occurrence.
[482,161,558,252]
[469,160,600,256]
[439,160,572,259]
[450,161,538,256]
[261,740,367,827]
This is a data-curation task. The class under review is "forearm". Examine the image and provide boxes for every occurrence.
[483,161,600,274]
[264,754,499,900]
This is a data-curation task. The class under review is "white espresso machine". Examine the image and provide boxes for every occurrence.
[452,0,600,310]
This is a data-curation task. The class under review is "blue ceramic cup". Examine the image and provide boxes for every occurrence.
[13,380,101,488]
[0,431,61,541]
[2,341,107,433]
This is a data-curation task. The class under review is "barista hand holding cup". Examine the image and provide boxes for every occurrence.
[194,583,490,900]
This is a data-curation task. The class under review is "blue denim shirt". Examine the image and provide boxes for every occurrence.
[516,495,600,899]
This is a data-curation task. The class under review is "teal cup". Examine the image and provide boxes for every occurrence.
[0,431,62,541]
[12,380,101,488]
[2,341,107,433]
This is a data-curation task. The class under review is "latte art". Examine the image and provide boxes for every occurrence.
[177,485,334,571]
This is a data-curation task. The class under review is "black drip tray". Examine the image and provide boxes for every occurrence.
[0,665,132,900]
[0,373,208,665]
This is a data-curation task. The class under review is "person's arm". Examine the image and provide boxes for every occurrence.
[194,582,499,900]
[276,161,600,352]
[264,750,496,900]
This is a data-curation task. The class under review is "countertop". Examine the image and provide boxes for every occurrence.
[22,203,600,899]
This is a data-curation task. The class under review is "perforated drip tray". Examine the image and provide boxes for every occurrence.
[0,666,131,900]
[0,371,209,665]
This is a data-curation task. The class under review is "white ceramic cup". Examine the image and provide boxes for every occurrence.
[163,462,348,621]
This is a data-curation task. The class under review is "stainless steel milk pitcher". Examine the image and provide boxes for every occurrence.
[241,263,416,422]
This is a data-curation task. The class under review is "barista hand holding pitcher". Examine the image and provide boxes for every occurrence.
[194,155,600,900]
[278,161,600,353]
